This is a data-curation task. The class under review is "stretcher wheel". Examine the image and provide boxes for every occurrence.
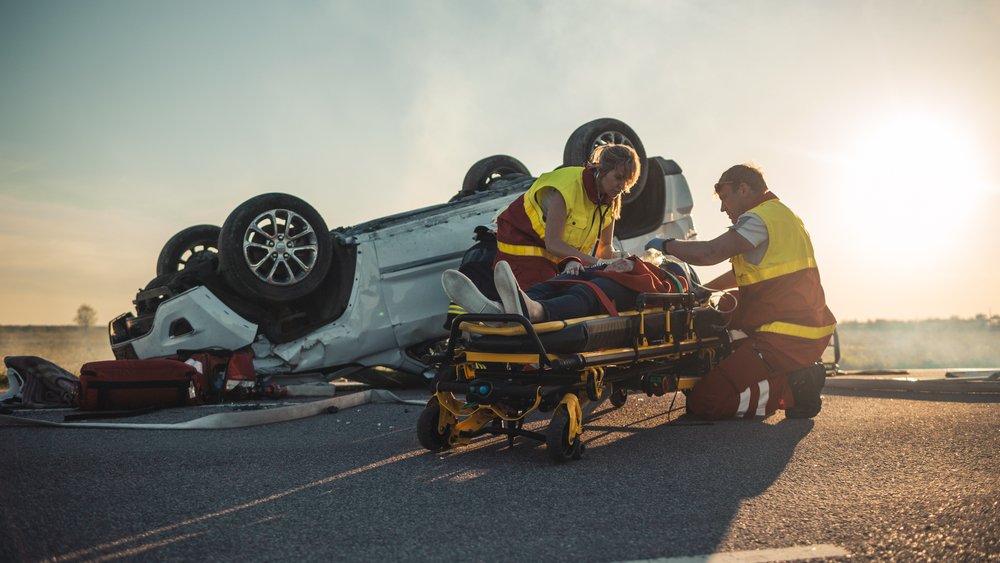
[417,404,451,451]
[586,373,602,401]
[545,411,583,462]
[610,386,628,408]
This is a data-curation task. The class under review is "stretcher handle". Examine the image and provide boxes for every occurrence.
[635,292,698,309]
[444,313,553,368]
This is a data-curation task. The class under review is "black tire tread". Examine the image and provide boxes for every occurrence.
[563,118,648,203]
[459,154,531,197]
[156,224,221,276]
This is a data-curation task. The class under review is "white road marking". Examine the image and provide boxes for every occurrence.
[618,543,850,563]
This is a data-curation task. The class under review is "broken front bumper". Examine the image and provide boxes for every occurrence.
[109,285,258,360]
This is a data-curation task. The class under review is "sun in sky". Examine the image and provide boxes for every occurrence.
[836,108,988,265]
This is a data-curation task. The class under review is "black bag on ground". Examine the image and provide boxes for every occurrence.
[1,356,80,408]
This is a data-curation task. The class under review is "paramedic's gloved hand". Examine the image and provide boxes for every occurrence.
[644,237,676,253]
[561,260,584,276]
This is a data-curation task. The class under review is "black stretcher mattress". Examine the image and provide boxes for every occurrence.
[467,307,726,354]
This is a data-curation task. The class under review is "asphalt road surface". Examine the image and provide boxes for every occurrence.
[1,382,997,562]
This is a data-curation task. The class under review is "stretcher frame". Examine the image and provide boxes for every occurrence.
[416,292,732,462]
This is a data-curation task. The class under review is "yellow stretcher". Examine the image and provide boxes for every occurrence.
[416,292,732,462]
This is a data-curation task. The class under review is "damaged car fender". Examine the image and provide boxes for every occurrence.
[112,286,258,359]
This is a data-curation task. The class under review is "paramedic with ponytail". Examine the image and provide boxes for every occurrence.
[494,144,641,289]
[645,163,836,419]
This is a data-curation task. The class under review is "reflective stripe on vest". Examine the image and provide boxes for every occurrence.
[496,241,560,263]
[738,255,818,285]
[757,320,837,339]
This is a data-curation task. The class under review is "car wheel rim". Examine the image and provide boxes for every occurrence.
[181,246,217,269]
[594,130,633,149]
[483,167,517,188]
[242,208,319,286]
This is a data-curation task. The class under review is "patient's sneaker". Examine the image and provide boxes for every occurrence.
[442,270,502,315]
[493,261,526,317]
[784,363,826,419]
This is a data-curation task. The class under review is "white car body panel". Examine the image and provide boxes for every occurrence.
[372,193,522,350]
[262,237,396,374]
[128,286,258,358]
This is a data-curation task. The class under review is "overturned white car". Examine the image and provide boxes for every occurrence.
[109,119,701,387]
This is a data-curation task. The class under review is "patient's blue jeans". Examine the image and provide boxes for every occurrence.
[526,274,637,321]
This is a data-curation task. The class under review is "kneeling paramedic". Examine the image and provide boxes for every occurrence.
[646,163,836,419]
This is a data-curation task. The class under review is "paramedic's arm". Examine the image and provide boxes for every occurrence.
[595,221,617,259]
[543,191,601,266]
[662,230,753,267]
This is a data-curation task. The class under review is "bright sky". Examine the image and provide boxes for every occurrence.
[2,0,999,325]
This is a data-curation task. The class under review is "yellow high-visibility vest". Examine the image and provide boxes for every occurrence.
[732,198,836,339]
[521,166,612,255]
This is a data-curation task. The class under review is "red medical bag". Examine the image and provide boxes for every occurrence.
[78,359,203,411]
[176,348,257,402]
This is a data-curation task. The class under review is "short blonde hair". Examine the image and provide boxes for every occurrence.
[589,144,641,189]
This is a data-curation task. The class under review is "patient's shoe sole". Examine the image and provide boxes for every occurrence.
[493,261,525,318]
[442,270,502,315]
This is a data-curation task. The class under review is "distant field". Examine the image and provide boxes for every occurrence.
[832,318,1000,370]
[1,326,114,382]
[2,320,998,389]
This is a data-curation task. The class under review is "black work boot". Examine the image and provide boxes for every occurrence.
[784,363,826,419]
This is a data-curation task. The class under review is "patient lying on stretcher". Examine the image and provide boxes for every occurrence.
[442,256,693,324]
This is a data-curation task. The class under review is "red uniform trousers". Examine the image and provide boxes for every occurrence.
[494,252,560,290]
[686,331,831,420]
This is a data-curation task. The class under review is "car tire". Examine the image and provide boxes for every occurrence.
[563,118,647,203]
[456,154,530,199]
[155,224,221,276]
[218,193,332,303]
[616,156,676,240]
